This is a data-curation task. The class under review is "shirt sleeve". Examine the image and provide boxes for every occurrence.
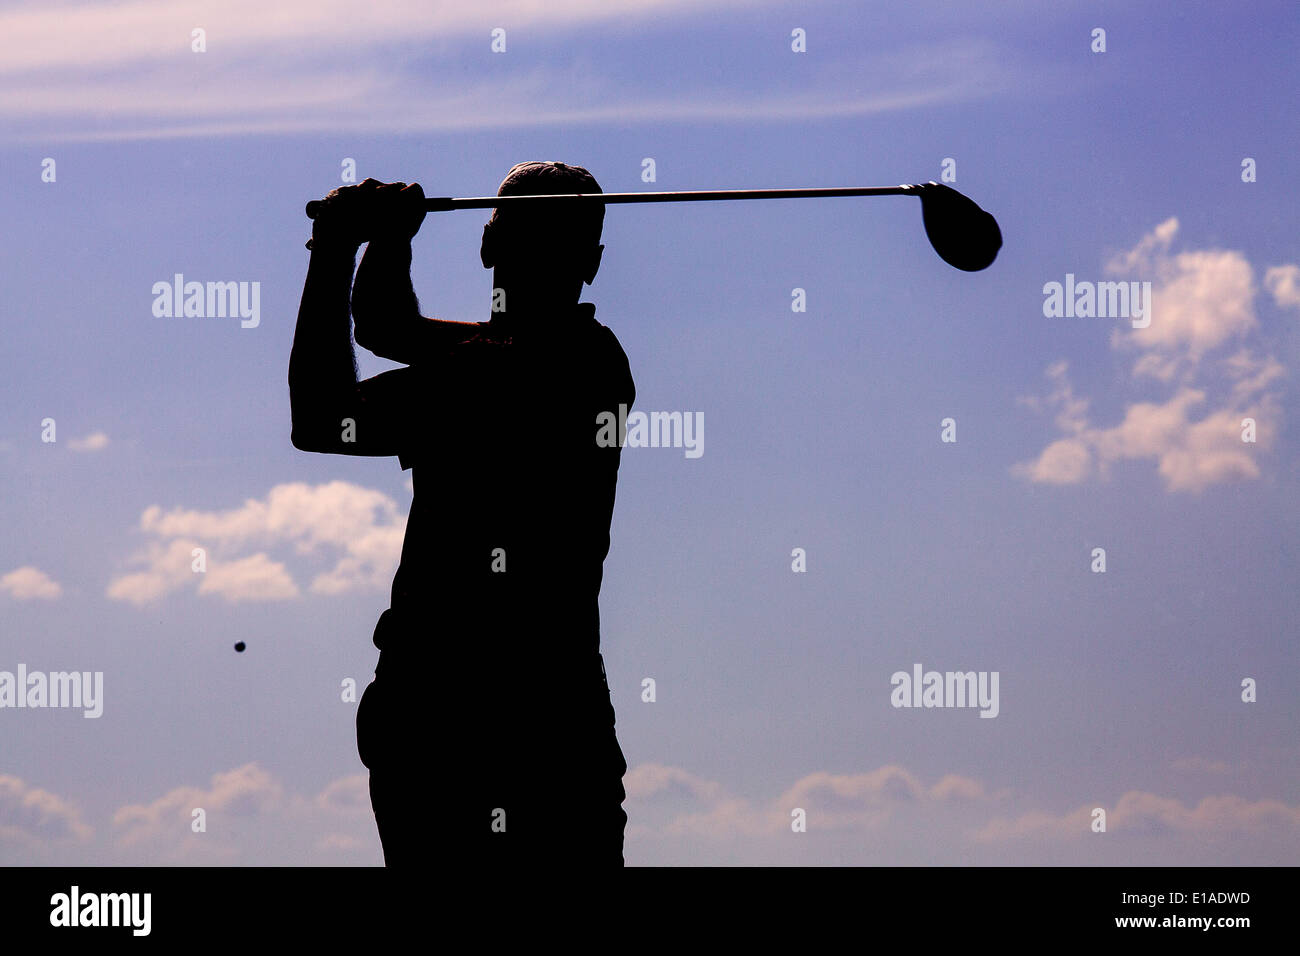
[355,340,518,471]
[340,366,407,466]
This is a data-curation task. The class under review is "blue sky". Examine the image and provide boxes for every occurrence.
[1,0,1297,865]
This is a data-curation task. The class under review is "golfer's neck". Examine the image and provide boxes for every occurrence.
[491,276,582,323]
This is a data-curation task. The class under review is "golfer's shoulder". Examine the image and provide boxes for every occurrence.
[583,309,635,399]
[572,302,618,352]
[593,322,629,365]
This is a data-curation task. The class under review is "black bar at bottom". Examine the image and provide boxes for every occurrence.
[0,865,1290,942]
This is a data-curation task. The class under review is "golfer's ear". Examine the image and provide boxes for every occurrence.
[583,244,604,286]
[480,221,496,268]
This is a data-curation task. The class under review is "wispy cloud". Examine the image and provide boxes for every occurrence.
[0,774,93,847]
[67,431,110,452]
[4,763,378,863]
[627,763,992,838]
[0,0,1010,142]
[625,762,1300,863]
[109,764,373,863]
[974,791,1300,843]
[13,759,1300,863]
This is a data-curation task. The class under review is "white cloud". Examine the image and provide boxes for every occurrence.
[67,431,109,452]
[312,774,371,814]
[1015,369,1275,492]
[11,759,1300,864]
[1222,349,1285,403]
[1015,437,1092,485]
[0,566,62,600]
[627,763,990,839]
[1264,264,1300,309]
[197,553,299,602]
[624,763,726,803]
[106,481,405,605]
[1015,221,1290,492]
[625,762,1300,863]
[1108,221,1257,380]
[112,763,285,849]
[109,764,375,863]
[974,791,1300,843]
[2,764,379,863]
[0,775,92,846]
[106,538,204,605]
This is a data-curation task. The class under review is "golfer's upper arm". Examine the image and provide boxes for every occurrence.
[292,367,410,457]
[356,316,486,365]
[604,326,636,408]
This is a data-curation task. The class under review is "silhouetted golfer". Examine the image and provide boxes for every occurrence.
[289,162,634,867]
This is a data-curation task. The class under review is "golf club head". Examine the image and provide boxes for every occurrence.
[913,182,1002,272]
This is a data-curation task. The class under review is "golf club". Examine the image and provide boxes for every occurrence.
[304,181,1002,272]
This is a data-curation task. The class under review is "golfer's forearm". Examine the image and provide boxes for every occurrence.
[353,238,418,317]
[289,243,360,449]
[352,238,419,359]
[352,238,482,363]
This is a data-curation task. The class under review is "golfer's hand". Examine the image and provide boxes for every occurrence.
[371,181,426,241]
[311,179,426,247]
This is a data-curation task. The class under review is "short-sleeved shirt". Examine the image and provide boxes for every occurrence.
[357,303,635,683]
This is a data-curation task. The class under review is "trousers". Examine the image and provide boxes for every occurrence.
[357,645,628,868]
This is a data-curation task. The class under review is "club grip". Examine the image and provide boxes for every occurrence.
[305,199,322,219]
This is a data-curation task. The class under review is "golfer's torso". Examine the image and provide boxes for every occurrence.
[385,313,632,670]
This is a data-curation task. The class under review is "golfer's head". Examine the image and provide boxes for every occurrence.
[480,161,604,287]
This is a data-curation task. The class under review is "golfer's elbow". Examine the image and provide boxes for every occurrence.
[289,395,338,453]
[290,427,322,453]
[351,302,417,360]
[290,421,329,453]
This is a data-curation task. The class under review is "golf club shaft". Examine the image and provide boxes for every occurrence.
[305,184,917,219]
